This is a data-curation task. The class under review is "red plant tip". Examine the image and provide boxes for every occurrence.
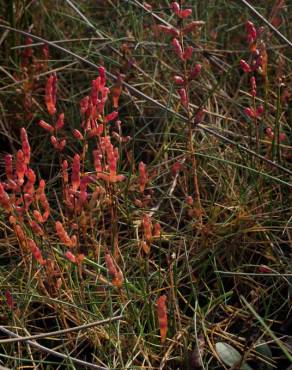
[45,73,57,116]
[182,21,205,34]
[194,108,205,125]
[5,290,14,310]
[80,96,89,114]
[266,127,274,139]
[172,38,183,60]
[171,2,192,18]
[178,88,189,109]
[105,250,123,287]
[153,222,161,237]
[171,162,183,176]
[71,154,81,191]
[50,136,66,151]
[56,113,65,130]
[154,25,179,38]
[258,265,272,273]
[186,195,194,205]
[244,107,255,118]
[111,74,124,109]
[64,251,84,264]
[21,128,31,165]
[72,129,84,140]
[16,150,27,186]
[0,182,11,212]
[182,46,193,61]
[38,120,54,133]
[142,214,152,243]
[27,238,46,265]
[55,221,76,247]
[246,21,257,43]
[105,111,119,123]
[240,59,252,73]
[4,154,13,180]
[170,2,180,13]
[139,161,148,193]
[179,8,192,18]
[279,132,287,142]
[97,66,106,85]
[244,105,263,119]
[173,75,184,85]
[156,295,167,343]
[30,220,44,236]
[189,64,202,80]
[256,105,264,116]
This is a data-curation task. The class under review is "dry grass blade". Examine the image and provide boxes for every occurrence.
[0,326,108,370]
[0,315,124,344]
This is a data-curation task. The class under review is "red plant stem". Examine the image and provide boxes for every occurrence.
[180,24,202,224]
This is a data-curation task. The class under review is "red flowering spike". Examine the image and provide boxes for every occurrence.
[45,73,57,116]
[30,220,44,236]
[105,250,123,287]
[5,290,14,310]
[279,133,286,142]
[189,64,202,80]
[154,25,179,38]
[105,111,118,123]
[111,74,123,109]
[178,88,188,108]
[142,214,152,242]
[98,66,106,86]
[64,250,77,264]
[172,38,183,60]
[71,154,81,191]
[244,107,256,118]
[62,160,69,184]
[182,46,193,61]
[16,150,27,186]
[4,154,13,180]
[256,105,264,117]
[258,265,272,273]
[182,21,205,34]
[55,221,76,247]
[246,21,257,43]
[153,222,161,237]
[172,162,183,176]
[240,59,252,73]
[186,195,194,205]
[156,295,168,343]
[139,161,147,193]
[170,2,180,14]
[27,238,46,265]
[80,96,89,114]
[173,75,184,85]
[194,108,205,125]
[179,9,192,18]
[0,182,11,212]
[72,129,84,140]
[56,113,65,130]
[266,127,274,139]
[38,120,54,132]
[21,128,30,165]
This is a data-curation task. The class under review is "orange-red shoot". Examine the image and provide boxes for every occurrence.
[156,295,168,343]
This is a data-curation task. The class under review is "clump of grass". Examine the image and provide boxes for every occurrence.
[0,0,291,369]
